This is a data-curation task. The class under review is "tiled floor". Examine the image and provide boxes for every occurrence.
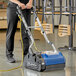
[0,28,76,76]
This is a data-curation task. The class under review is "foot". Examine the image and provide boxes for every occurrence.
[6,55,16,63]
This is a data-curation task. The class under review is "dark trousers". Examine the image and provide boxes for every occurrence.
[6,2,31,57]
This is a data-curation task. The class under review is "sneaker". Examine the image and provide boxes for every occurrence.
[6,55,16,63]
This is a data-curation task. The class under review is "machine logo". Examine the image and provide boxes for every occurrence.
[27,62,37,67]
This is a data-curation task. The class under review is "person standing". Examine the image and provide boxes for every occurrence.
[6,0,33,63]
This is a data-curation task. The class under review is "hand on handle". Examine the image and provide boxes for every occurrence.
[18,2,32,10]
[18,3,26,9]
[26,2,32,9]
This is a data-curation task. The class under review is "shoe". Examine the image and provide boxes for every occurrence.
[6,55,16,63]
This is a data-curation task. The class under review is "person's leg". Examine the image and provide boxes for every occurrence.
[21,9,31,56]
[6,4,19,62]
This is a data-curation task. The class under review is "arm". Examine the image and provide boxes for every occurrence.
[29,0,33,4]
[26,0,33,9]
[10,0,21,5]
[9,0,26,9]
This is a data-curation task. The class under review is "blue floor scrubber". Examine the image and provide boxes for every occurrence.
[17,6,65,72]
[41,51,65,71]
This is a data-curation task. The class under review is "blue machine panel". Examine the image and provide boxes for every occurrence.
[41,52,65,66]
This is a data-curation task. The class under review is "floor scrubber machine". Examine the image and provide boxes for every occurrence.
[17,6,65,72]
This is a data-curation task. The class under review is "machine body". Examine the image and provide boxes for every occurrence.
[17,6,65,72]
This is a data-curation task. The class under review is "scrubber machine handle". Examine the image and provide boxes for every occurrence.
[17,6,58,54]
